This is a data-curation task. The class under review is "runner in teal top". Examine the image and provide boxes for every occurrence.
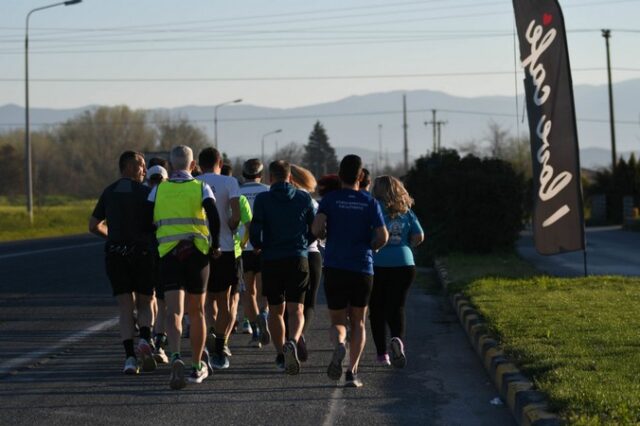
[369,175,424,369]
[373,207,423,267]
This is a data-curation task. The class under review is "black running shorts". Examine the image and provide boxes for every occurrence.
[208,251,241,294]
[261,256,309,306]
[241,250,262,274]
[323,267,373,310]
[160,249,210,295]
[105,247,155,297]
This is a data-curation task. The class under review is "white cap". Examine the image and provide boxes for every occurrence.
[147,165,168,179]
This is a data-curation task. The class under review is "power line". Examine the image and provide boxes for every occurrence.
[0,67,634,83]
[1,106,638,128]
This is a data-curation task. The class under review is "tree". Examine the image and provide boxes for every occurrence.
[303,121,339,177]
[154,115,210,154]
[459,121,532,179]
[0,142,23,196]
[271,142,305,165]
[485,120,510,158]
[52,105,156,197]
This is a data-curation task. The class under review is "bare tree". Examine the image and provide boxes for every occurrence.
[270,142,305,165]
[485,120,510,158]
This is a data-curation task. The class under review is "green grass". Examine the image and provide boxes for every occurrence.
[0,200,95,242]
[446,252,640,425]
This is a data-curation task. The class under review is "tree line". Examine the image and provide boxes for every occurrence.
[0,106,342,203]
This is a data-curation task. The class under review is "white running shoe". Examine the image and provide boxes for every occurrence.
[390,337,407,368]
[188,363,209,384]
[123,356,139,375]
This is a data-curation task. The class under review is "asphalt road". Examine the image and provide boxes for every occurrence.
[0,234,513,426]
[518,226,640,277]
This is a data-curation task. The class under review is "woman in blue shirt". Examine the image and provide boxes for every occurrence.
[371,176,424,368]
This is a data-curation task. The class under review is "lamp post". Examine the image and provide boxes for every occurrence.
[261,129,282,174]
[602,29,617,173]
[25,0,82,223]
[214,98,242,149]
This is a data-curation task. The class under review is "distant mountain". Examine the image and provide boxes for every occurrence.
[580,147,640,170]
[1,79,638,169]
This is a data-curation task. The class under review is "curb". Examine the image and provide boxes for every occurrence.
[433,259,561,426]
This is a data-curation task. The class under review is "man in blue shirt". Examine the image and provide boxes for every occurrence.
[312,155,388,388]
[250,160,316,376]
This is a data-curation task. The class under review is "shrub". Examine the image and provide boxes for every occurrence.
[405,149,525,255]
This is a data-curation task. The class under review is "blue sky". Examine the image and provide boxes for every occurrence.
[1,0,639,109]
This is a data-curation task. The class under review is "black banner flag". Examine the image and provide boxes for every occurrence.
[512,0,585,255]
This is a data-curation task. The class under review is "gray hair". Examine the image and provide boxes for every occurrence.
[170,145,193,171]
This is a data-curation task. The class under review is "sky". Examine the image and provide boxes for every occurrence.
[0,0,639,109]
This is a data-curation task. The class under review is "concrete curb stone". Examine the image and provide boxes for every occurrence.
[431,259,562,426]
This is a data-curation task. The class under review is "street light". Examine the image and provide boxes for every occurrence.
[261,129,282,172]
[214,98,242,149]
[25,0,83,223]
[602,29,617,173]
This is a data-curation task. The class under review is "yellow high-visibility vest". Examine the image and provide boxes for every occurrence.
[154,180,210,257]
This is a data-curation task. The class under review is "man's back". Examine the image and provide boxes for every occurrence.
[197,172,240,252]
[251,182,314,261]
[318,188,385,274]
[92,178,152,245]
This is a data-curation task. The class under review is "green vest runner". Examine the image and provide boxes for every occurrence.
[154,180,210,257]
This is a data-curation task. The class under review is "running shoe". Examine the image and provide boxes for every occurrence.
[249,333,262,348]
[202,347,214,375]
[376,353,391,366]
[344,370,363,388]
[241,318,252,334]
[169,358,186,390]
[211,353,230,370]
[327,342,346,380]
[275,353,285,371]
[123,356,139,375]
[188,363,209,384]
[138,338,157,372]
[283,340,301,376]
[257,311,271,346]
[153,346,169,364]
[390,337,407,368]
[223,344,233,357]
[206,332,216,355]
[297,335,308,362]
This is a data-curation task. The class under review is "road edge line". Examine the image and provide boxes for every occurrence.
[0,316,118,379]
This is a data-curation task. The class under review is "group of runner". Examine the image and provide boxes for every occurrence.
[89,144,424,390]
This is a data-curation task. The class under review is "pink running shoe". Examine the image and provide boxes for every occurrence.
[376,353,391,366]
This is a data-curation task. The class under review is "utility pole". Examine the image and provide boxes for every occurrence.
[435,120,448,152]
[602,29,617,173]
[377,124,383,175]
[424,109,437,154]
[403,94,408,173]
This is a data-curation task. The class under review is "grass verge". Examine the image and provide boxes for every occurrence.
[0,200,94,242]
[446,252,640,425]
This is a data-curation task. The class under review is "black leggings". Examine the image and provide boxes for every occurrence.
[303,251,322,333]
[369,266,416,356]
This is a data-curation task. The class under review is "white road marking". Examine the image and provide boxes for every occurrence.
[0,242,103,260]
[0,316,118,377]
[323,384,345,426]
